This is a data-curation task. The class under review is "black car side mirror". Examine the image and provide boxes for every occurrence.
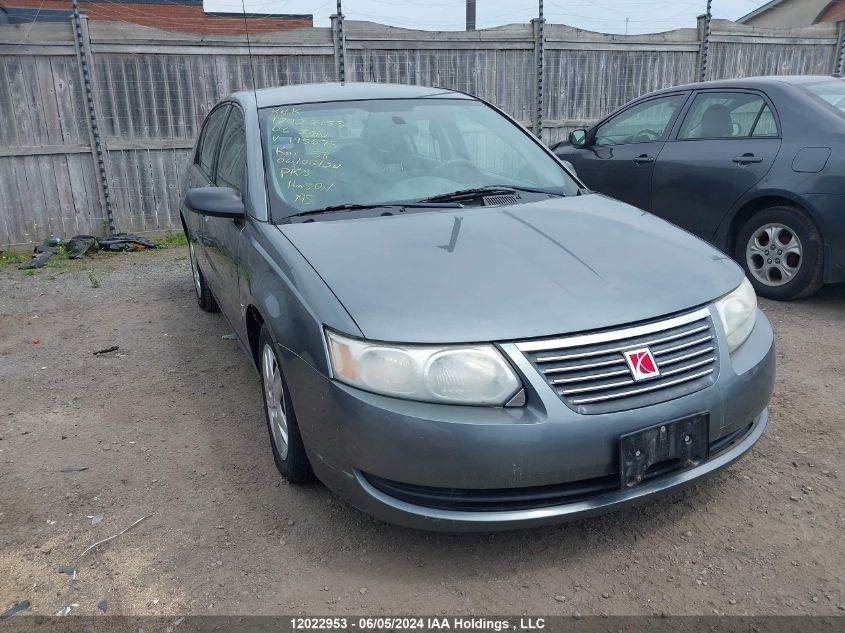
[184,187,245,219]
[569,129,588,147]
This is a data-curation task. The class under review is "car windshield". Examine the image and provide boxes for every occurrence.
[260,98,579,217]
[800,79,845,116]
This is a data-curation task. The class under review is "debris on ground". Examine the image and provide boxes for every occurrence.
[78,514,151,559]
[57,566,79,579]
[221,333,238,340]
[19,245,57,269]
[1,600,32,619]
[32,338,40,344]
[59,466,89,473]
[88,514,104,525]
[93,346,119,356]
[97,599,107,613]
[67,234,157,259]
[54,603,78,616]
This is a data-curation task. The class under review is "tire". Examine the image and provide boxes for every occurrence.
[188,240,219,312]
[735,205,824,301]
[258,326,312,484]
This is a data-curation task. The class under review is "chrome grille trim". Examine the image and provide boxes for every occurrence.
[517,307,711,353]
[657,346,715,366]
[534,324,710,363]
[570,369,715,405]
[518,307,719,414]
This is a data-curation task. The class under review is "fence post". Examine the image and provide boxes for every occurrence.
[835,20,845,77]
[531,13,545,141]
[330,5,347,82]
[70,8,115,235]
[697,0,712,82]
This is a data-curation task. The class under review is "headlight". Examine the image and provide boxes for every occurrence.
[326,330,522,406]
[714,277,757,353]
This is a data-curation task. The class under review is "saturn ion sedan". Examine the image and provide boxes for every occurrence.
[181,83,774,531]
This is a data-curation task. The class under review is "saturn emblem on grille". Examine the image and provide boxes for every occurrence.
[623,348,660,381]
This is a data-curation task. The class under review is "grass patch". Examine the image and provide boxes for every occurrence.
[154,232,188,249]
[87,271,101,288]
[0,248,31,268]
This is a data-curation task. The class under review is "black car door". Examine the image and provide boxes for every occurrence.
[555,93,688,210]
[186,104,229,275]
[651,90,782,239]
[204,104,248,334]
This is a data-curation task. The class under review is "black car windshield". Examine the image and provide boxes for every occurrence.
[801,79,845,116]
[260,98,579,217]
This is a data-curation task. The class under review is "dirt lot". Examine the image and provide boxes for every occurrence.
[0,247,843,618]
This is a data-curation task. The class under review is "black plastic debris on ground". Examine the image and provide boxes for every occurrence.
[19,233,158,269]
[93,346,119,356]
[1,600,31,619]
[97,599,107,613]
[19,244,57,269]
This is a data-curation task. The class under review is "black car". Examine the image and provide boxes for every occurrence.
[554,75,845,300]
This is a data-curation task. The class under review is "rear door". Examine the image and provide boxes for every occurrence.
[560,93,688,210]
[651,90,782,239]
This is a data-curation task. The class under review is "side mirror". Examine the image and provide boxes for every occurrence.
[184,187,245,219]
[569,129,588,147]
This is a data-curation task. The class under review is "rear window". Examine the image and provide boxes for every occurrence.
[801,79,845,116]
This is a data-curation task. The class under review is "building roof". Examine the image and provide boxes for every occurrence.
[0,5,72,24]
[739,0,845,24]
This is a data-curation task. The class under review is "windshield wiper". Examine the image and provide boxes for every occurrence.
[293,201,460,218]
[420,185,565,203]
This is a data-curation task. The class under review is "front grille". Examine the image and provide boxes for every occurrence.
[516,308,719,415]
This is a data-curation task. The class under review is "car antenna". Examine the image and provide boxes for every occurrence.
[240,0,266,215]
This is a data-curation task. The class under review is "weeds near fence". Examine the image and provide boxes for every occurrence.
[154,232,188,249]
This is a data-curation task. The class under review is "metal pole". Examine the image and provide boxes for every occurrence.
[697,0,712,82]
[336,0,346,83]
[532,0,545,141]
[70,3,115,235]
[466,0,476,31]
[835,20,845,77]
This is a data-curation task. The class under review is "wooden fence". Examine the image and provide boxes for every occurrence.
[0,17,841,247]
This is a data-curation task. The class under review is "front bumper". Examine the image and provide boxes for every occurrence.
[281,307,775,531]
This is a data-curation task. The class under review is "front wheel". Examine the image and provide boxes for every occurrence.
[188,240,219,312]
[735,206,824,300]
[258,326,312,484]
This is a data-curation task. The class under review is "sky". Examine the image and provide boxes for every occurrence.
[202,0,772,34]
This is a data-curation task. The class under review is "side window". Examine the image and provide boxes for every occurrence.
[594,95,686,146]
[216,107,246,193]
[678,92,776,139]
[196,105,229,176]
[751,105,778,137]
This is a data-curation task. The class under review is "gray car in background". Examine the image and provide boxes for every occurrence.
[554,75,845,301]
[181,83,774,530]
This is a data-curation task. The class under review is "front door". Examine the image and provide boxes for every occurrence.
[205,105,248,338]
[651,90,782,239]
[564,93,689,211]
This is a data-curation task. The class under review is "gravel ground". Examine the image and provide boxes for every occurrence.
[0,247,843,617]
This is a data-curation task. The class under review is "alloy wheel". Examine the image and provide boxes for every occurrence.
[745,223,803,287]
[262,343,289,460]
[189,242,202,298]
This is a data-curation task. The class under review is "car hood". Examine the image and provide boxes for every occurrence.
[279,195,743,343]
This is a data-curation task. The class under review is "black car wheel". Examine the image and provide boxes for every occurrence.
[736,206,824,301]
[258,325,312,484]
[188,240,219,312]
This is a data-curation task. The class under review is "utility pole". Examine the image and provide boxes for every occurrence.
[332,0,346,83]
[698,0,712,82]
[466,0,476,31]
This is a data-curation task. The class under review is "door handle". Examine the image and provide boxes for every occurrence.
[733,154,763,164]
[632,154,654,164]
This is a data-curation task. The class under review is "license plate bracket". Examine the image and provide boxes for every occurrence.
[619,413,709,489]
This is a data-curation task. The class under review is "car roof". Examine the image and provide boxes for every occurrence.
[644,74,842,96]
[232,82,475,109]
